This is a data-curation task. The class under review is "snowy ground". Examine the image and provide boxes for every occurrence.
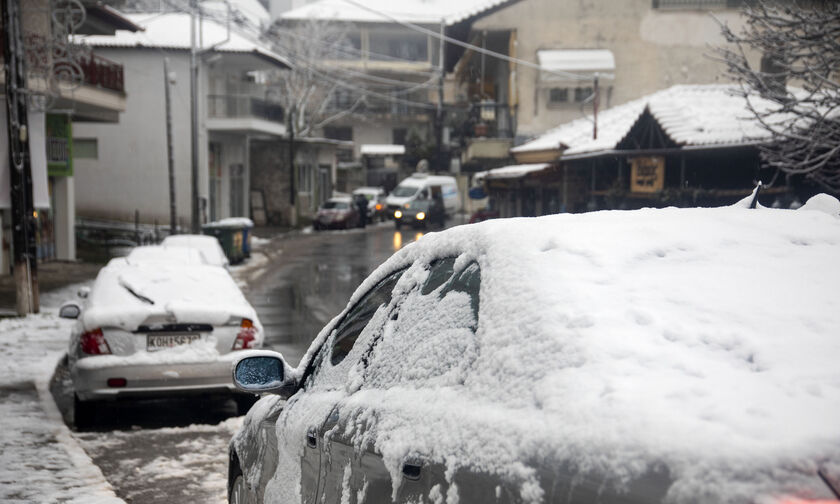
[0,285,124,503]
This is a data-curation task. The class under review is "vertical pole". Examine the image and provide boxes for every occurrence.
[437,19,446,173]
[288,106,297,226]
[189,0,200,232]
[3,0,37,315]
[164,57,177,234]
[593,74,599,140]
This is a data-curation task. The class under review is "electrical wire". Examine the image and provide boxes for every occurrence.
[338,0,613,82]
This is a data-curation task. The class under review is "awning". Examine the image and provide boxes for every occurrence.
[360,144,406,156]
[538,49,615,83]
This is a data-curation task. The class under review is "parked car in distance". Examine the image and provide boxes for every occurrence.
[61,248,263,428]
[352,186,387,222]
[162,234,229,269]
[393,197,445,230]
[469,206,500,224]
[228,196,840,504]
[313,197,360,230]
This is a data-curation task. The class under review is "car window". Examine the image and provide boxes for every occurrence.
[362,258,481,389]
[330,269,405,366]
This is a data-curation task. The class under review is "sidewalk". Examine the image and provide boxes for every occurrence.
[0,261,104,316]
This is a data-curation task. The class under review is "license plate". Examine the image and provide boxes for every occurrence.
[147,333,201,351]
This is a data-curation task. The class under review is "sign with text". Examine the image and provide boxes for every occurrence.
[630,156,665,193]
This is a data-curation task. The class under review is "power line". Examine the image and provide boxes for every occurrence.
[338,0,614,82]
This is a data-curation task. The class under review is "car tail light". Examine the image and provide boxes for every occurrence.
[232,319,257,350]
[375,203,383,211]
[80,329,111,355]
[107,378,127,388]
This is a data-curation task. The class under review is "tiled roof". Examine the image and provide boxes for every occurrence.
[280,0,513,26]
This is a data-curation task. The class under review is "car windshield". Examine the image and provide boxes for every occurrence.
[322,201,349,210]
[409,199,431,210]
[391,185,419,197]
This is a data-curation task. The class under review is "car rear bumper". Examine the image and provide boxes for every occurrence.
[72,358,238,401]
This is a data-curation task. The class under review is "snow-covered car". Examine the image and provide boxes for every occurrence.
[161,234,230,269]
[313,197,360,230]
[60,249,264,428]
[227,196,840,504]
[352,186,387,222]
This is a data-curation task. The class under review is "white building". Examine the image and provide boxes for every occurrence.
[74,7,290,228]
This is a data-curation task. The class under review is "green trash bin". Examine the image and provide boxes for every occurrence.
[202,221,245,264]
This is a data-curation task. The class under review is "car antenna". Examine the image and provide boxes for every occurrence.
[749,180,763,209]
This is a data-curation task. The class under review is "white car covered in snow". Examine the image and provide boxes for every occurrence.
[161,234,230,269]
[60,247,263,428]
[228,195,840,504]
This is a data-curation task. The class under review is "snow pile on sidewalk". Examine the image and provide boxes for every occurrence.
[0,285,124,504]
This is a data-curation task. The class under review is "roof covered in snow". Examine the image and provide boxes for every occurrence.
[273,197,840,504]
[484,163,550,179]
[360,144,406,156]
[512,84,780,157]
[79,13,290,69]
[280,0,515,26]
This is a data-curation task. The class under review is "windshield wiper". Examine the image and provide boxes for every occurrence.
[119,281,155,305]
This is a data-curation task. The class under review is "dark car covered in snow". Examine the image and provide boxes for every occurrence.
[227,196,840,504]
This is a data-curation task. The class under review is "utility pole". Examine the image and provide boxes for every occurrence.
[189,0,200,232]
[287,106,297,227]
[593,74,599,140]
[3,0,39,315]
[434,18,445,173]
[163,57,177,235]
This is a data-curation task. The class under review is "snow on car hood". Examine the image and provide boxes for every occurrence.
[81,260,258,331]
[269,196,840,504]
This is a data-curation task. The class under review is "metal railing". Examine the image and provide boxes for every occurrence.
[77,53,125,93]
[207,95,285,123]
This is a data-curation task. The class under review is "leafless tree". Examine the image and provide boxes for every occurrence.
[265,19,368,138]
[716,1,840,193]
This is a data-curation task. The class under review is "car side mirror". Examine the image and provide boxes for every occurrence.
[77,287,90,299]
[59,303,81,319]
[232,351,297,398]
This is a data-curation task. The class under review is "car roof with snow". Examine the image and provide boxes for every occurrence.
[161,234,229,268]
[352,186,385,195]
[125,245,206,266]
[82,255,257,331]
[293,195,840,502]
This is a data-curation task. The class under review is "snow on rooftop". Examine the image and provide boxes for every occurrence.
[512,84,781,157]
[360,144,406,155]
[269,198,840,503]
[484,163,550,179]
[280,0,511,26]
[79,13,289,68]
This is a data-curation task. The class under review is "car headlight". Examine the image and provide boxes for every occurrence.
[416,212,426,220]
[394,210,403,219]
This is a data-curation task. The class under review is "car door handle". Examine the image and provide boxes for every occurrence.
[306,429,317,448]
[402,462,422,481]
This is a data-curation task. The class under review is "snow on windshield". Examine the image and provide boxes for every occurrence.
[268,199,840,503]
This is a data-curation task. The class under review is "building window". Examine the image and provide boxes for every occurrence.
[298,164,313,194]
[369,31,428,62]
[548,88,569,105]
[208,142,223,222]
[574,87,594,103]
[324,126,353,141]
[392,128,407,145]
[73,138,98,159]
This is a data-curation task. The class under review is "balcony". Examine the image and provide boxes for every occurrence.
[206,95,287,136]
[76,53,125,93]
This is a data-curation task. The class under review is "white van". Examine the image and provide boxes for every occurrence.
[385,173,460,218]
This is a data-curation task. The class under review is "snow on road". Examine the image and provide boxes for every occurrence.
[0,285,124,504]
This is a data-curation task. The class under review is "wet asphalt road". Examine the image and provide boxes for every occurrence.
[54,219,455,503]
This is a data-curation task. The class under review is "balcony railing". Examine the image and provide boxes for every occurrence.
[207,95,285,123]
[76,53,125,93]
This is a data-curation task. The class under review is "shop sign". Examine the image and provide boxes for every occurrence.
[630,156,665,193]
